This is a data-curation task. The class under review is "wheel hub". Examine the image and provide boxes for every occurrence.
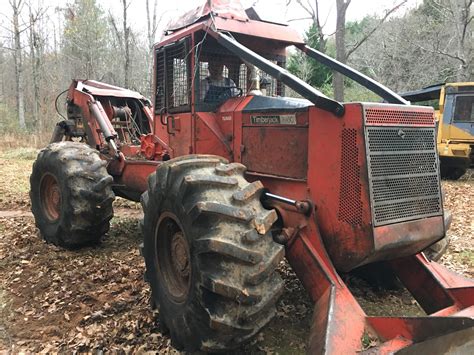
[171,232,190,277]
[40,173,61,221]
[156,214,192,303]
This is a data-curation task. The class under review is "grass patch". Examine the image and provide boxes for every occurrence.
[0,152,33,209]
[0,159,32,193]
[0,148,38,161]
[456,250,474,264]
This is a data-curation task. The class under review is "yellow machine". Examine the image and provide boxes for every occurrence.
[401,82,474,179]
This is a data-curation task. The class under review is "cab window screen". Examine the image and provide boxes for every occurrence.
[154,37,191,114]
[453,95,474,122]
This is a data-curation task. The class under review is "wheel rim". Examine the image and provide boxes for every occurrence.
[156,213,191,303]
[40,173,61,221]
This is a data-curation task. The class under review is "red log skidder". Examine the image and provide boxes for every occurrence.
[30,1,474,352]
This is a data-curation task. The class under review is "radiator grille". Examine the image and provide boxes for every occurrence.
[372,175,439,202]
[369,153,437,177]
[365,108,435,126]
[373,198,441,223]
[365,126,442,226]
[367,128,435,151]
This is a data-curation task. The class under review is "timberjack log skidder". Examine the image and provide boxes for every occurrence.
[30,1,474,353]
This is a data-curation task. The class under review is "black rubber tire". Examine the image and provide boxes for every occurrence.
[424,236,450,261]
[141,155,284,352]
[30,142,115,248]
[440,166,467,180]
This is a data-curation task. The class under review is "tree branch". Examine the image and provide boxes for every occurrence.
[415,42,466,65]
[108,11,123,49]
[287,16,313,22]
[295,0,315,20]
[346,0,407,58]
[0,44,15,51]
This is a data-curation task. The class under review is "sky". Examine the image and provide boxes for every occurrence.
[1,0,423,44]
[108,0,423,41]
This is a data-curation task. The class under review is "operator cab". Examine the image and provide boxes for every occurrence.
[152,0,408,166]
[153,30,306,115]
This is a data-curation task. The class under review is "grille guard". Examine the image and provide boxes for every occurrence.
[363,104,443,227]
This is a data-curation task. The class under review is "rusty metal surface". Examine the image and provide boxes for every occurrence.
[308,104,374,272]
[195,112,233,159]
[113,160,159,201]
[241,111,308,181]
[40,173,61,221]
[166,113,193,158]
[76,80,148,101]
[391,254,474,314]
[165,0,249,32]
[286,230,359,353]
[213,17,304,44]
[242,126,308,179]
[371,216,445,260]
[306,103,446,272]
[162,1,303,45]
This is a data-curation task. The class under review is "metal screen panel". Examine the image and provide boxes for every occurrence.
[365,125,442,226]
[154,38,191,114]
[338,128,363,225]
[365,107,435,126]
[166,41,190,111]
[154,49,165,113]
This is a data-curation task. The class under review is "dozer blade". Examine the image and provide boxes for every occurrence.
[366,315,474,353]
[286,229,474,354]
[395,327,474,354]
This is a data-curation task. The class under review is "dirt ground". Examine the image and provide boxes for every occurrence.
[0,148,473,353]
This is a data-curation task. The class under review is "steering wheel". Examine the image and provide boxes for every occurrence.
[216,86,243,102]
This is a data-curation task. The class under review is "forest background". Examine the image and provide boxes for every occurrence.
[0,0,472,145]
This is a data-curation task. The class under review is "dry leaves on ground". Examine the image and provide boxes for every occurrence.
[0,148,472,353]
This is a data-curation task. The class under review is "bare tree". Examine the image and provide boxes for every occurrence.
[146,0,158,51]
[333,0,351,101]
[333,0,407,101]
[288,0,327,51]
[146,0,165,96]
[62,0,108,80]
[414,0,472,81]
[450,0,473,80]
[288,0,406,100]
[109,1,132,87]
[28,3,46,130]
[10,0,25,129]
[122,0,130,87]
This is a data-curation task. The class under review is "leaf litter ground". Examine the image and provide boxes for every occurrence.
[0,149,472,353]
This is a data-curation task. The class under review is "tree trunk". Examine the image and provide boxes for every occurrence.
[146,0,158,96]
[12,0,25,129]
[450,0,472,81]
[29,10,41,130]
[123,0,130,87]
[333,0,350,102]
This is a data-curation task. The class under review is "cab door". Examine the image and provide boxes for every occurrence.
[444,92,474,140]
[452,94,474,137]
[153,37,193,158]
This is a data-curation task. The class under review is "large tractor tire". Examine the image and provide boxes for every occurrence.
[439,156,469,180]
[141,155,284,352]
[440,166,467,180]
[424,236,450,261]
[424,207,452,261]
[30,142,115,248]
